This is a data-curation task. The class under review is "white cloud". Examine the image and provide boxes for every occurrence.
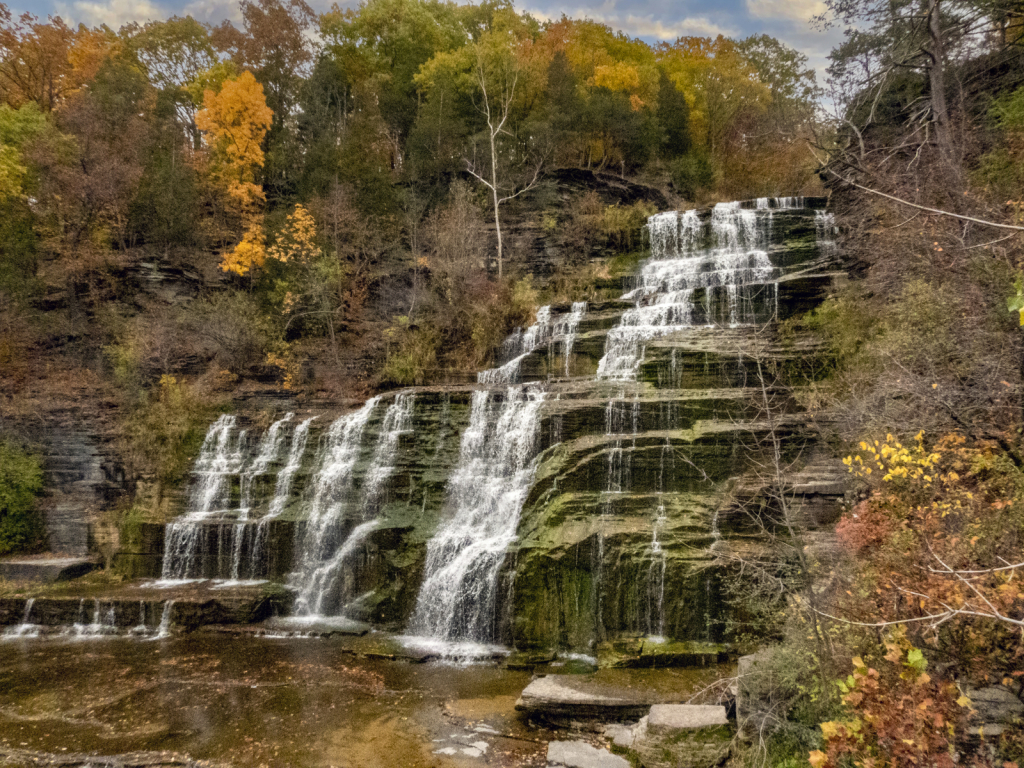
[179,0,242,24]
[523,5,732,39]
[619,14,732,38]
[745,0,826,23]
[53,0,165,27]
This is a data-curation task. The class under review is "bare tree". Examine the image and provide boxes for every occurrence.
[464,45,542,279]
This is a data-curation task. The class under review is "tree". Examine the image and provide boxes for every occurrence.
[195,70,273,275]
[736,34,817,134]
[656,69,691,158]
[818,0,1021,181]
[211,0,315,198]
[125,16,217,147]
[417,8,546,277]
[0,7,74,111]
[657,36,770,155]
[0,102,48,200]
[320,0,465,169]
[0,439,43,555]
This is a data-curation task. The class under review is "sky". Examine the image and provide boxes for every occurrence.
[17,0,844,86]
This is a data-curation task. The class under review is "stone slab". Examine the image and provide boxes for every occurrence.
[547,740,630,768]
[967,686,1024,723]
[516,676,652,722]
[603,724,635,749]
[648,704,729,734]
[261,616,371,637]
[0,557,98,583]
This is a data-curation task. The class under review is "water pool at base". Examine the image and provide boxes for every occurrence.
[0,635,724,767]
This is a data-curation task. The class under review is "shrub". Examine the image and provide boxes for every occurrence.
[178,291,282,374]
[123,375,223,488]
[601,200,657,252]
[381,322,439,386]
[0,440,45,555]
[670,150,718,200]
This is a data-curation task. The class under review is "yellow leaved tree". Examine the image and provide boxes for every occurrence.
[195,70,273,275]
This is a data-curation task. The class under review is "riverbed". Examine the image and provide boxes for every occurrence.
[0,634,724,767]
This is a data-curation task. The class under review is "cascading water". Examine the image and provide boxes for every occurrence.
[478,303,587,385]
[409,385,545,649]
[597,202,777,380]
[293,393,415,617]
[558,301,587,375]
[229,414,294,580]
[146,195,835,654]
[289,398,379,614]
[248,416,317,575]
[162,412,294,581]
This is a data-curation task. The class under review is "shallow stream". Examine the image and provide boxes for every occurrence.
[0,634,723,767]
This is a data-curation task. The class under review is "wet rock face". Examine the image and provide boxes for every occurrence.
[149,199,847,653]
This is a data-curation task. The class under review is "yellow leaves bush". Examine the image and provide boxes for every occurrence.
[267,204,321,265]
[221,222,267,276]
[844,432,941,484]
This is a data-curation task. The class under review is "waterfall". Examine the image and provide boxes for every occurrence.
[292,394,414,617]
[410,385,545,646]
[816,210,838,255]
[229,413,294,580]
[289,398,378,612]
[246,415,317,579]
[4,598,36,638]
[154,600,174,639]
[162,412,293,581]
[559,302,587,375]
[478,303,587,385]
[598,203,778,380]
[269,417,315,517]
[647,506,668,639]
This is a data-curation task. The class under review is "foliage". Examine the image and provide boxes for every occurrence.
[0,439,44,555]
[123,375,222,488]
[196,70,273,273]
[811,630,968,768]
[839,433,1024,678]
[381,319,439,386]
[600,200,657,251]
[670,150,717,200]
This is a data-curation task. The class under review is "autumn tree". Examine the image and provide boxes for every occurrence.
[0,7,74,110]
[28,55,152,256]
[657,36,770,155]
[417,8,546,276]
[195,70,273,275]
[211,0,315,198]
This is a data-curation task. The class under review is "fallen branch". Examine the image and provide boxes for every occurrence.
[823,168,1024,232]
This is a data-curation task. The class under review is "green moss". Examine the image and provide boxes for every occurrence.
[608,250,645,277]
[0,440,45,555]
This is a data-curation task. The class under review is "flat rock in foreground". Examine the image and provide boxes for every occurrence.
[547,740,630,768]
[648,704,729,734]
[516,676,652,722]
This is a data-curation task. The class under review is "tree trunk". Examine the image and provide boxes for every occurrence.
[489,116,503,278]
[927,0,959,179]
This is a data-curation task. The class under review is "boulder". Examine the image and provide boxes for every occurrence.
[627,706,733,768]
[965,686,1024,739]
[648,704,729,734]
[968,686,1024,723]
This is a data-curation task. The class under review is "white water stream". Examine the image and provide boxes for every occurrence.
[410,386,545,646]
